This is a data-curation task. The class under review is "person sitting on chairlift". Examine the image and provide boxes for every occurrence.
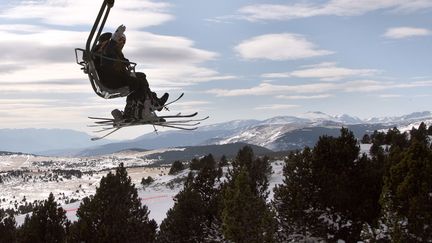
[97,25,168,121]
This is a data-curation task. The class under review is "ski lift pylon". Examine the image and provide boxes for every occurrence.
[74,0,132,99]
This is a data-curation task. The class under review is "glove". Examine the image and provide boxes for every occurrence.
[112,25,126,42]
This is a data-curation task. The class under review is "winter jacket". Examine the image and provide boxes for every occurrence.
[100,40,130,74]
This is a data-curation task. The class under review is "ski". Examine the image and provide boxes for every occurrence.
[87,93,207,140]
[155,124,198,131]
[89,116,209,128]
[159,112,198,119]
[90,120,199,139]
[89,112,199,124]
[162,93,184,109]
[88,93,185,122]
[91,127,122,141]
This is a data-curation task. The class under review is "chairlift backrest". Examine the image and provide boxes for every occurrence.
[74,0,131,99]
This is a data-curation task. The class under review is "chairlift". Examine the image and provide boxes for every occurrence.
[74,0,133,99]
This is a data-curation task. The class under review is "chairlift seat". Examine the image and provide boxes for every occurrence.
[75,48,131,99]
[74,0,133,99]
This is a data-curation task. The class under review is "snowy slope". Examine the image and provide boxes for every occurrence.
[204,111,432,151]
[6,155,285,226]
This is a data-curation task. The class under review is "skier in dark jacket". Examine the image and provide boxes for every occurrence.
[98,25,168,121]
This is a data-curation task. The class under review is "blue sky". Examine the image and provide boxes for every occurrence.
[0,0,431,140]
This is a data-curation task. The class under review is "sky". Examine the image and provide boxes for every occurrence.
[0,0,431,140]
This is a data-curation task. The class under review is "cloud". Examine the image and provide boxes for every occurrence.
[126,32,218,65]
[137,65,236,90]
[255,104,299,110]
[170,100,211,113]
[378,94,402,98]
[0,26,227,91]
[208,82,337,97]
[341,80,390,92]
[0,0,173,29]
[383,27,432,39]
[207,80,432,97]
[234,33,332,61]
[0,80,90,93]
[237,1,432,22]
[262,62,379,81]
[276,94,333,100]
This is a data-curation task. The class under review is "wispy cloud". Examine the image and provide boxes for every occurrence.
[276,94,333,100]
[170,100,211,113]
[383,27,432,39]
[236,1,432,22]
[208,82,337,97]
[234,33,332,61]
[208,80,432,97]
[0,81,90,93]
[378,94,402,98]
[0,3,228,92]
[127,32,218,65]
[262,62,379,81]
[255,104,299,110]
[0,0,173,29]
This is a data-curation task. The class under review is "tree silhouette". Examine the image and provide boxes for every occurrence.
[380,139,432,241]
[158,154,223,242]
[70,163,156,242]
[0,209,17,242]
[18,193,68,243]
[169,160,185,175]
[222,168,276,242]
[274,128,383,242]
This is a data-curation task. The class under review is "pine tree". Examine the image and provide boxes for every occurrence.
[141,176,154,186]
[0,209,16,242]
[219,155,228,167]
[274,128,383,242]
[169,160,185,175]
[380,139,432,241]
[70,163,157,242]
[361,134,371,144]
[313,128,383,241]
[385,127,409,149]
[371,130,386,146]
[230,146,272,199]
[158,154,224,242]
[18,193,68,243]
[189,157,203,170]
[410,122,429,145]
[273,148,323,241]
[157,176,206,243]
[222,168,276,242]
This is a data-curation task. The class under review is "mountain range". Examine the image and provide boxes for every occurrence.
[1,111,431,156]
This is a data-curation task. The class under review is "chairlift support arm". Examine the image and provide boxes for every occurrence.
[86,0,114,55]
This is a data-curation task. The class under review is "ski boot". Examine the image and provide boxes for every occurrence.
[136,97,166,123]
[150,92,169,111]
[111,109,124,122]
[123,98,137,121]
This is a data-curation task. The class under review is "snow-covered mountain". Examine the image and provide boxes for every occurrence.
[57,111,432,156]
[2,111,431,156]
[0,128,112,155]
[202,111,432,151]
[365,111,432,124]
